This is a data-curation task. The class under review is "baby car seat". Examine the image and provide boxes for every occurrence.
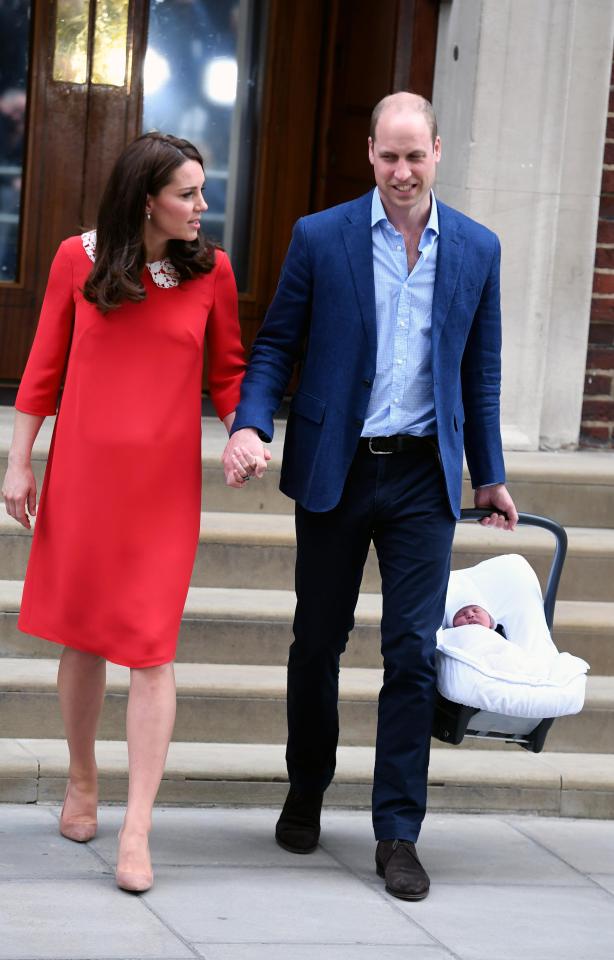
[431,511,585,754]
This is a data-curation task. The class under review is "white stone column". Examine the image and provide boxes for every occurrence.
[432,0,614,449]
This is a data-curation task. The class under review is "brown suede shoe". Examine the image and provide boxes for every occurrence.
[375,839,430,901]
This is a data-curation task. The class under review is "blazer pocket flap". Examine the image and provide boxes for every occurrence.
[451,283,480,303]
[290,391,326,424]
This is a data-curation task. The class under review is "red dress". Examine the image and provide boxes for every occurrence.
[16,233,245,667]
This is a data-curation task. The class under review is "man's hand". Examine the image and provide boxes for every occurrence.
[474,483,518,531]
[221,427,271,489]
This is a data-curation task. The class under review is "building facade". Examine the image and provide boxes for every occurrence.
[1,0,613,450]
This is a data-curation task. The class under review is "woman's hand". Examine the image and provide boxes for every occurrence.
[2,411,45,528]
[2,459,37,529]
[222,427,271,488]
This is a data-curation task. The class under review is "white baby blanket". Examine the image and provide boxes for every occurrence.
[436,554,589,718]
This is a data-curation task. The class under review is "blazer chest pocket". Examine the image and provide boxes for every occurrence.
[290,391,326,424]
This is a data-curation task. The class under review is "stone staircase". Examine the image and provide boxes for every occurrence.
[1,411,614,817]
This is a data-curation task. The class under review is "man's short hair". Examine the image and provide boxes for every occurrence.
[370,92,438,145]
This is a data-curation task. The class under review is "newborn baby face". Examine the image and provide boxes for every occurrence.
[452,604,493,628]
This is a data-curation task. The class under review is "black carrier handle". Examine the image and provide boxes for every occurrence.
[458,510,568,631]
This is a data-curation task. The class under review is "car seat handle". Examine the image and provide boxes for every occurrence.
[458,510,568,631]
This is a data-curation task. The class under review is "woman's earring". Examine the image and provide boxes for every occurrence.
[146,212,151,221]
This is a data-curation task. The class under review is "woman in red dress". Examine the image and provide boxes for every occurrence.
[2,133,263,892]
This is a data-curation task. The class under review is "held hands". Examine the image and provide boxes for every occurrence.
[474,483,518,531]
[221,427,271,489]
[2,460,37,529]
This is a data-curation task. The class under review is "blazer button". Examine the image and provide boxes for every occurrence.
[354,418,363,426]
[362,378,372,387]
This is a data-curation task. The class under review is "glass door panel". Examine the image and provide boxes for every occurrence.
[0,0,32,283]
[52,0,90,83]
[142,0,267,290]
[91,0,130,86]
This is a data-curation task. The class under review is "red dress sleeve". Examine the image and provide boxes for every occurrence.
[206,250,246,420]
[15,240,76,416]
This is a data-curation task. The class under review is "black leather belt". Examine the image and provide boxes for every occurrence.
[358,434,438,455]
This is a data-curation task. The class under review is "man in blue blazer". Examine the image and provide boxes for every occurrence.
[223,92,518,900]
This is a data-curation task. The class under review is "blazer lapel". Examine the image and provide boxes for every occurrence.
[431,202,465,349]
[341,193,377,357]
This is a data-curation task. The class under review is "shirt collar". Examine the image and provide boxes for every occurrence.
[371,187,389,227]
[371,188,439,242]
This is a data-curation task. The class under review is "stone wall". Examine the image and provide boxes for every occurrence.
[581,54,614,449]
[433,0,614,450]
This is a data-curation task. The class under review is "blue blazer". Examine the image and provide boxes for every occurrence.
[232,190,506,517]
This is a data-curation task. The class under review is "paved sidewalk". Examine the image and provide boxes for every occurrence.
[1,804,613,960]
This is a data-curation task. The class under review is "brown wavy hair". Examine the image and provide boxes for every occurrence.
[83,132,216,312]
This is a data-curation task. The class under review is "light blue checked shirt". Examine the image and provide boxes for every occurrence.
[362,188,438,438]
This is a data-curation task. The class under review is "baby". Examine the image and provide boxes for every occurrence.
[452,604,495,629]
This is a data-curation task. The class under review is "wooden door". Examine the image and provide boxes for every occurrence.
[0,0,148,386]
[235,0,441,360]
[313,0,441,212]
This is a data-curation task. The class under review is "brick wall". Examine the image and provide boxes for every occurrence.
[580,53,614,449]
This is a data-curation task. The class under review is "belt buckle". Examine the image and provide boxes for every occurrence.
[368,437,393,455]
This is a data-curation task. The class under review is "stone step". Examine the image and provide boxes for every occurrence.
[205,448,614,527]
[1,411,613,526]
[0,506,610,605]
[2,580,613,674]
[495,450,614,532]
[0,658,607,754]
[0,580,376,667]
[197,517,614,602]
[551,600,614,674]
[2,737,613,818]
[4,511,610,601]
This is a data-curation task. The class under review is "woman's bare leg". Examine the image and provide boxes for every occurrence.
[57,648,106,834]
[116,662,176,888]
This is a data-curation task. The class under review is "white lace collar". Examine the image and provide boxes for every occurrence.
[81,230,180,289]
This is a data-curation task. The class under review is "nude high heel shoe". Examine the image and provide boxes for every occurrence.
[115,828,154,893]
[59,782,98,843]
[115,869,154,893]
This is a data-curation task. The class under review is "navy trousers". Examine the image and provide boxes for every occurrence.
[286,439,456,841]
